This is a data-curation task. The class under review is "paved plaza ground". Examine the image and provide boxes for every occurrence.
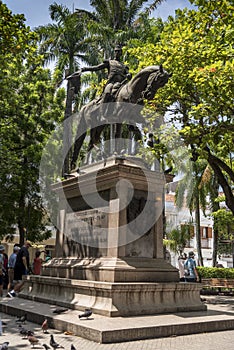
[1,294,234,349]
[1,313,234,350]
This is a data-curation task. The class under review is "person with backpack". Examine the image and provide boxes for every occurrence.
[0,245,5,297]
[7,240,32,297]
[7,245,20,292]
[184,251,199,282]
[178,253,187,282]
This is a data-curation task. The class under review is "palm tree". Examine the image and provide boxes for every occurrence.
[175,159,210,266]
[199,165,221,267]
[35,3,96,174]
[164,225,192,256]
[75,0,164,58]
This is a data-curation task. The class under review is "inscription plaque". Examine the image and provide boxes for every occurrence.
[64,207,109,248]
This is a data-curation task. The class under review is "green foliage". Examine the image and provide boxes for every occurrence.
[0,3,36,68]
[197,266,234,279]
[164,224,192,254]
[212,208,234,256]
[127,0,234,214]
[0,3,64,244]
[213,209,234,238]
[75,1,164,57]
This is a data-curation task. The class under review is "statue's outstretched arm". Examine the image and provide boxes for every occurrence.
[81,62,108,72]
[66,62,108,80]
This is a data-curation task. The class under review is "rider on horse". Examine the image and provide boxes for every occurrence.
[68,45,132,103]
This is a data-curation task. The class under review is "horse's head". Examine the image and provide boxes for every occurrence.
[142,65,172,100]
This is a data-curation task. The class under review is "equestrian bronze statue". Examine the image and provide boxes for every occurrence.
[68,64,171,168]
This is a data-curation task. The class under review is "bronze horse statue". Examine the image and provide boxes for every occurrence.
[71,65,171,168]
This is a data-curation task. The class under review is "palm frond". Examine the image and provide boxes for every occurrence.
[49,3,71,23]
[143,0,164,16]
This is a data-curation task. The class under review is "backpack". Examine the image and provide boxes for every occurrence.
[184,259,191,277]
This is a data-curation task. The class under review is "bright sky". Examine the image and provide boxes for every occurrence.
[3,0,194,28]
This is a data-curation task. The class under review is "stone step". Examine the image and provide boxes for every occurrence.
[1,295,234,343]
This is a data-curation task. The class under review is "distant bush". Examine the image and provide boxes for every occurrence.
[197,266,234,279]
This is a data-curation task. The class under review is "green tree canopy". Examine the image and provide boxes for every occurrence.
[128,0,234,214]
[75,0,164,56]
[0,2,64,244]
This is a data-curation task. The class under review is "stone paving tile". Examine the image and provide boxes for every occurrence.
[1,312,234,350]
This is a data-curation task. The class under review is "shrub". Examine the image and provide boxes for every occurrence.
[197,266,234,279]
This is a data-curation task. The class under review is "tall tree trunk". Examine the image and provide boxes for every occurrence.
[62,80,74,176]
[18,192,26,246]
[194,192,203,266]
[193,161,203,266]
[18,223,26,247]
[212,218,219,267]
[18,156,27,246]
[211,178,220,267]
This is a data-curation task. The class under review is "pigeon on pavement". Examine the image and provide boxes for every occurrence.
[20,327,33,338]
[78,308,92,319]
[16,313,27,324]
[27,331,39,348]
[52,307,68,314]
[71,345,77,350]
[42,318,49,333]
[50,334,64,349]
[0,342,9,350]
[43,345,51,350]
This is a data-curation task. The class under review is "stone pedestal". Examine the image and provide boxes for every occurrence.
[45,156,179,282]
[20,156,206,316]
[20,276,205,317]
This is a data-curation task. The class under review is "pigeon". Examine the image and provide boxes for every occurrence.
[42,318,49,333]
[16,313,27,324]
[71,345,77,350]
[76,168,86,175]
[63,173,76,179]
[27,331,39,348]
[52,307,68,314]
[50,334,64,349]
[20,327,33,338]
[78,308,92,319]
[0,342,9,350]
[43,345,51,350]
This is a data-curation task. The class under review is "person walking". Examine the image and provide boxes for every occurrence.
[7,245,20,292]
[32,251,43,275]
[1,246,8,290]
[0,245,5,297]
[178,253,187,282]
[7,240,32,297]
[184,251,199,283]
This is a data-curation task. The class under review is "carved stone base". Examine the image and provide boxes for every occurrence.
[20,275,206,317]
[42,256,179,282]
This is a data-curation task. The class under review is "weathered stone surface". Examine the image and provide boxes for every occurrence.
[20,157,206,319]
[20,275,205,317]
